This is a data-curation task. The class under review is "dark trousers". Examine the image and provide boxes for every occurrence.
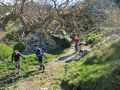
[75,44,80,52]
[37,56,45,70]
[14,60,20,73]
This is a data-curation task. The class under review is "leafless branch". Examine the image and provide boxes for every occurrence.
[0,1,11,12]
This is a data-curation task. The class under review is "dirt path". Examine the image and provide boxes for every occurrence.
[7,62,64,90]
[7,48,76,90]
[5,44,91,90]
[54,48,76,62]
[4,28,120,90]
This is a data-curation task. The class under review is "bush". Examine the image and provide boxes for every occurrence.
[0,43,12,60]
[52,34,71,49]
[85,32,102,45]
[13,42,26,53]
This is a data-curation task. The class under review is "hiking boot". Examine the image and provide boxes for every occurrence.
[16,69,20,74]
[39,68,42,70]
[41,70,45,73]
[17,71,20,74]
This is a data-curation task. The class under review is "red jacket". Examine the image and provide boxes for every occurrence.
[74,38,80,45]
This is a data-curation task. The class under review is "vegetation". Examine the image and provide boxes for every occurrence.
[13,42,26,53]
[63,28,120,90]
[52,33,71,49]
[84,32,103,45]
[114,0,120,8]
[0,46,70,89]
[0,0,120,90]
[0,43,12,60]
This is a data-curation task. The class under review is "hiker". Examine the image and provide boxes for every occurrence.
[32,45,45,72]
[11,50,24,74]
[70,31,77,42]
[74,36,81,53]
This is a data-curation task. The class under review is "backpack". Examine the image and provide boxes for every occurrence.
[34,48,43,56]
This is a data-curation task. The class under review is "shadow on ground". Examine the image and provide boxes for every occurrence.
[0,69,43,89]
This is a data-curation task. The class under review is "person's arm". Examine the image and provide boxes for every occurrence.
[18,52,24,59]
[41,49,44,56]
[41,49,44,59]
[78,39,81,45]
[38,48,44,56]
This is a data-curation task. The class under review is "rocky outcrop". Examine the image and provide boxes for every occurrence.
[23,32,58,55]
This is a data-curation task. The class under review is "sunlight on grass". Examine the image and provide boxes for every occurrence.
[64,29,120,89]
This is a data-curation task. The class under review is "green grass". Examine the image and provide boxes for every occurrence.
[5,62,65,90]
[2,24,120,90]
[63,29,120,90]
[48,63,65,90]
[0,45,70,89]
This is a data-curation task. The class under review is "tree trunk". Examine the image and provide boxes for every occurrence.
[20,16,27,31]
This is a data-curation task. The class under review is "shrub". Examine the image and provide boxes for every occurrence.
[52,34,71,49]
[0,43,12,60]
[13,42,26,53]
[85,32,102,45]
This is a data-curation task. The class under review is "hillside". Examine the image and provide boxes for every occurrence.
[0,27,119,90]
[0,0,120,90]
[0,46,71,90]
[0,22,119,89]
[63,27,120,90]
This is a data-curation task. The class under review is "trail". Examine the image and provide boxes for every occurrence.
[54,48,76,62]
[7,45,90,90]
[7,48,77,90]
[7,29,120,90]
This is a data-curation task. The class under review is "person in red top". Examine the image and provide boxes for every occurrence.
[11,50,24,74]
[74,36,80,53]
[70,31,77,42]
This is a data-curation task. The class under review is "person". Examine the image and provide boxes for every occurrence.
[74,36,81,53]
[33,45,45,72]
[11,50,24,74]
[70,31,77,42]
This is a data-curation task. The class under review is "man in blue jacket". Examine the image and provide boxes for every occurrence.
[33,45,45,72]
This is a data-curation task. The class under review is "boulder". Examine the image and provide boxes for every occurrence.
[23,32,57,55]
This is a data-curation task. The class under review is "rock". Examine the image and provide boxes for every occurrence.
[23,31,57,55]
[23,45,33,55]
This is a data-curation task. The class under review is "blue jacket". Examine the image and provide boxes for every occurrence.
[33,48,43,56]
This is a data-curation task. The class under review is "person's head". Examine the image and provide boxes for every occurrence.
[32,45,38,50]
[75,36,78,39]
[14,50,19,53]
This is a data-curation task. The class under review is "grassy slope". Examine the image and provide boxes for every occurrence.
[64,28,120,90]
[0,43,70,90]
[7,62,65,90]
[1,21,120,90]
[0,19,72,90]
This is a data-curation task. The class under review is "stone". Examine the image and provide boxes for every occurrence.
[23,32,57,55]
